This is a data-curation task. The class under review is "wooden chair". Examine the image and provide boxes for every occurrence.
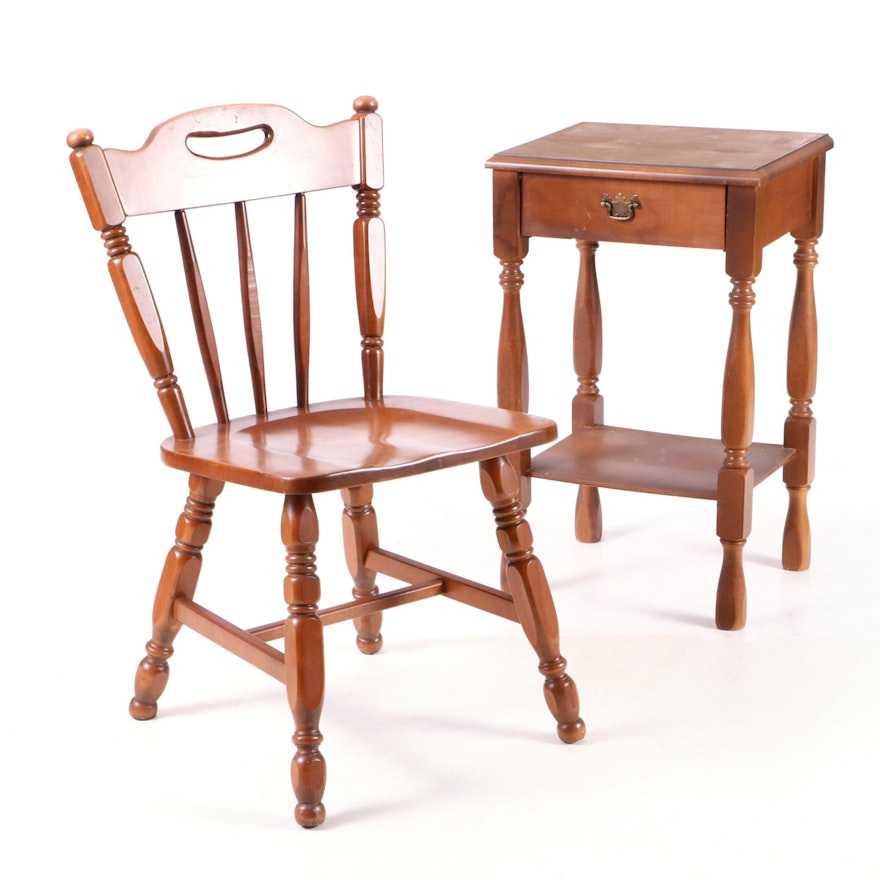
[67,97,585,828]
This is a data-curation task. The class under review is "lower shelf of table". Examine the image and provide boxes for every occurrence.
[528,425,797,500]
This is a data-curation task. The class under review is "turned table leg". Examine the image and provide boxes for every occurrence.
[782,236,819,571]
[493,167,532,510]
[716,277,756,631]
[497,256,532,508]
[572,240,603,543]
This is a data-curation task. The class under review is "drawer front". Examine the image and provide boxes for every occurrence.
[521,174,727,248]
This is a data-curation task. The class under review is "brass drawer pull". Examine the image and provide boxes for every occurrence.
[600,192,641,221]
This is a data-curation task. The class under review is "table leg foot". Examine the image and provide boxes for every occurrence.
[716,539,747,630]
[574,485,602,543]
[782,485,811,571]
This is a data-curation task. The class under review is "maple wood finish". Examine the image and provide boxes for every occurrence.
[487,122,832,630]
[68,97,584,828]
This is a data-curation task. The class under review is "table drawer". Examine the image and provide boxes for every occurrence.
[521,174,727,248]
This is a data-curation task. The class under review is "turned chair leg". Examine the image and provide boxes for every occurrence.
[480,456,585,744]
[281,493,327,828]
[130,474,224,721]
[341,485,383,654]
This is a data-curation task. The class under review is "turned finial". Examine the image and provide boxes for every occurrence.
[67,128,94,149]
[352,96,378,115]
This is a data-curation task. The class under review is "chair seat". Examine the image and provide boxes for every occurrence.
[160,395,557,493]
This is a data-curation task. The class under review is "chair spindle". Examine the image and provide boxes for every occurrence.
[293,193,311,408]
[236,201,268,416]
[176,209,229,424]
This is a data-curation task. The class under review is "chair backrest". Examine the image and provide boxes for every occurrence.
[67,97,386,439]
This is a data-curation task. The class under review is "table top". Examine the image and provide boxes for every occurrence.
[487,122,833,186]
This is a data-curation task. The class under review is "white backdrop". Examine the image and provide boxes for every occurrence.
[4,2,875,876]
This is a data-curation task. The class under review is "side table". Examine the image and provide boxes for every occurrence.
[486,122,832,630]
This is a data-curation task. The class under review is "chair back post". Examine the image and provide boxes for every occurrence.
[351,97,386,402]
[67,129,194,440]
